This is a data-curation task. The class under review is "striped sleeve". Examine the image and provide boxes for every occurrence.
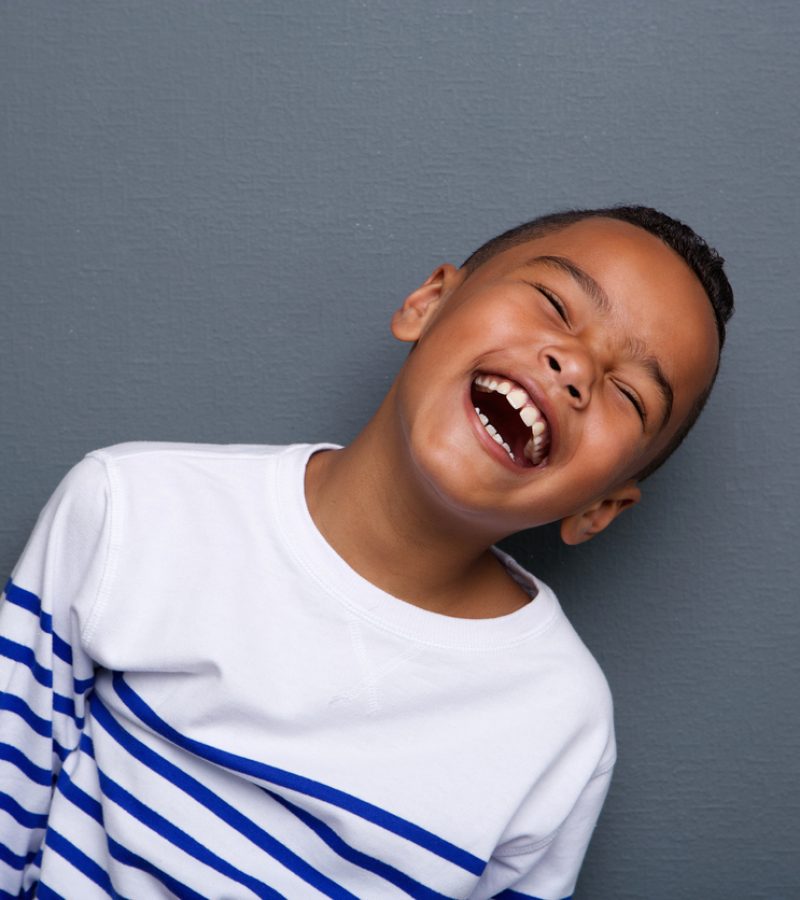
[0,456,110,894]
[469,762,614,900]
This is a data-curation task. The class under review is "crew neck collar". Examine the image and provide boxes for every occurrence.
[271,443,561,651]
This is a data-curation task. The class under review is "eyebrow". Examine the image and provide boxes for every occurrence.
[529,255,611,314]
[523,253,675,429]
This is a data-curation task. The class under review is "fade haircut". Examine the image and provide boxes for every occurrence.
[461,206,734,480]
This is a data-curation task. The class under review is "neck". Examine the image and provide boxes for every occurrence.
[305,389,529,618]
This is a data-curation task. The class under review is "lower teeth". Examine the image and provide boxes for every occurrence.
[474,398,548,466]
[524,437,546,465]
[474,406,515,460]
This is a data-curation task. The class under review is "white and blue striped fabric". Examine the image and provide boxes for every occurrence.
[1,442,615,898]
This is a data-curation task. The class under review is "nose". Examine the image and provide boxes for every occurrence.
[543,345,594,408]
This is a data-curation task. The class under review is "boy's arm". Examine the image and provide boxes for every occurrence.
[0,456,110,892]
[468,762,614,900]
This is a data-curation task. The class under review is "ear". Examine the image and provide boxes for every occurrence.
[559,481,641,545]
[391,264,464,343]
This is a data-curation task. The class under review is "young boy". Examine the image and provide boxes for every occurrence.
[0,207,732,898]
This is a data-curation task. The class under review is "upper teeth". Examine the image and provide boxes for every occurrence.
[473,373,550,465]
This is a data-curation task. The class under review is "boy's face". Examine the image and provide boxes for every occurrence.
[389,218,719,543]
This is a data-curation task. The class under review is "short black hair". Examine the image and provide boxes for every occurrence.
[461,206,734,480]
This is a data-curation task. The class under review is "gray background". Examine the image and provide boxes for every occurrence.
[1,1,797,896]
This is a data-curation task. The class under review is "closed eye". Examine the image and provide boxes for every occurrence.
[617,383,647,426]
[531,283,569,324]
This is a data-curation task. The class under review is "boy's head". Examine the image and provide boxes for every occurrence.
[461,206,734,483]
[389,206,733,544]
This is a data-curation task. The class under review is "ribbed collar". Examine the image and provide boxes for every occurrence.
[271,443,562,651]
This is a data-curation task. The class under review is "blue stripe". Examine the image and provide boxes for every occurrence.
[0,686,83,732]
[0,790,48,829]
[494,892,572,900]
[0,636,88,706]
[0,740,51,785]
[3,579,39,615]
[91,695,356,900]
[3,580,92,687]
[0,691,51,737]
[106,836,208,900]
[57,762,104,825]
[56,763,207,900]
[0,636,53,688]
[0,886,40,900]
[0,883,37,900]
[35,885,66,900]
[3,581,72,664]
[54,739,72,762]
[46,828,118,898]
[74,674,95,694]
[267,788,456,900]
[0,839,39,871]
[79,730,97,759]
[51,632,73,667]
[53,692,84,728]
[114,672,485,876]
[0,887,38,900]
[94,761,283,898]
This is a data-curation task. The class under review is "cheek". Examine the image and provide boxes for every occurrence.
[579,409,644,480]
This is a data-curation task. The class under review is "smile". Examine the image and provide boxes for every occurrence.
[470,373,551,467]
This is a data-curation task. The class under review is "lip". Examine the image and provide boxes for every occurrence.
[466,368,560,471]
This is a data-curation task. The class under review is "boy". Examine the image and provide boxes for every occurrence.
[0,207,732,898]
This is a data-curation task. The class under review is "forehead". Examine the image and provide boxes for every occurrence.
[470,217,720,433]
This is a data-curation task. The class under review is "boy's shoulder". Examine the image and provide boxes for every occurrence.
[540,593,614,717]
[493,551,614,737]
[50,442,292,505]
[52,441,309,534]
[79,440,315,487]
[88,440,292,464]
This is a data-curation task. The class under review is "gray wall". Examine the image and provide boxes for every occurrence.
[1,2,797,896]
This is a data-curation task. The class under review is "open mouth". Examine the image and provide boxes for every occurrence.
[470,373,551,468]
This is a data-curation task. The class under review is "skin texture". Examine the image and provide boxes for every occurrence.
[305,218,720,618]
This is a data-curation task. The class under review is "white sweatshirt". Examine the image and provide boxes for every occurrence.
[0,442,615,899]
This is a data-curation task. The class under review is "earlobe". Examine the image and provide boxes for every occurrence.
[559,482,641,545]
[391,264,463,343]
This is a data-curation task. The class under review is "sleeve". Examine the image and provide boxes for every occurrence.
[468,762,614,900]
[0,455,111,893]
